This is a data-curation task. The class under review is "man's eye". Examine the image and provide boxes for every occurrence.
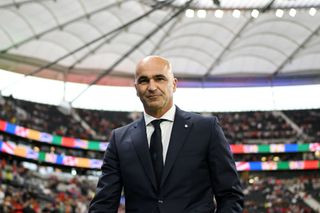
[155,77,166,81]
[138,79,149,84]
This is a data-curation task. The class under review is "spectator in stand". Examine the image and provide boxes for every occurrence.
[0,186,4,212]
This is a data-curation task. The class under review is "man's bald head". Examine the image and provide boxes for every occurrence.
[135,55,173,80]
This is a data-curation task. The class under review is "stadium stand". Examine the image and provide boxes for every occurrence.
[242,171,319,213]
[0,157,96,213]
[215,111,298,144]
[2,95,317,144]
[1,96,320,212]
[284,110,320,142]
[75,108,134,141]
[0,96,93,140]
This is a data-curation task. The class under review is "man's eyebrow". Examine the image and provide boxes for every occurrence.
[137,76,149,80]
[136,74,167,81]
[152,74,169,80]
[154,74,166,77]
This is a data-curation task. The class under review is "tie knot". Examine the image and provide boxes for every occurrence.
[151,119,164,128]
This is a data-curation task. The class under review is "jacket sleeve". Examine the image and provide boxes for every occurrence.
[89,130,123,213]
[208,117,244,212]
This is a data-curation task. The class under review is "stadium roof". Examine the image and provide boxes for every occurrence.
[0,0,320,88]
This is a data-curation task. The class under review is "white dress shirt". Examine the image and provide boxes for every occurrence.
[144,105,176,164]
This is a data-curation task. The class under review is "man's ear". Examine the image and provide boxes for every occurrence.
[134,84,139,97]
[173,78,178,92]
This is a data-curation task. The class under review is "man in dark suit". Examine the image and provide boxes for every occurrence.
[89,56,244,212]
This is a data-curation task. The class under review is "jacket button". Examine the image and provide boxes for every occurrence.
[158,200,163,204]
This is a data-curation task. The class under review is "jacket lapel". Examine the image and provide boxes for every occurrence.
[130,117,157,190]
[160,107,192,187]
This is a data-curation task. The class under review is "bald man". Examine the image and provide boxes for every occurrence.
[89,56,243,213]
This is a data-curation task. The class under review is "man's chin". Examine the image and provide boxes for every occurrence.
[144,101,163,110]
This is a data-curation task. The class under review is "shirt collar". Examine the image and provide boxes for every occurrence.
[144,105,176,126]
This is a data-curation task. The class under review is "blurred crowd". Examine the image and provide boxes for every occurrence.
[0,96,93,140]
[284,110,320,142]
[242,172,320,213]
[1,158,319,212]
[1,96,320,212]
[0,159,95,213]
[215,111,297,144]
[1,95,320,144]
[76,108,134,141]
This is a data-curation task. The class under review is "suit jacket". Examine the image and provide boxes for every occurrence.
[89,107,243,213]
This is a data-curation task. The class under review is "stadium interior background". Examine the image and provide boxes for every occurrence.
[0,0,320,212]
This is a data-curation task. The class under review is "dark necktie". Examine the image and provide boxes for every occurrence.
[150,119,164,186]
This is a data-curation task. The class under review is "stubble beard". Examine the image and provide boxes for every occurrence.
[143,97,168,116]
[144,97,174,118]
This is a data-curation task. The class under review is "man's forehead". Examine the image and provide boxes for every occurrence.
[137,55,171,70]
[136,64,171,76]
[137,62,169,72]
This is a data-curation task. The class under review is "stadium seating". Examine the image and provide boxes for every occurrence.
[1,96,319,212]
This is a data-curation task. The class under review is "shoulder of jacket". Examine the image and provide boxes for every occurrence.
[113,119,140,134]
[182,110,217,123]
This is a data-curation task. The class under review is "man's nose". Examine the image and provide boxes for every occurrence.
[147,79,157,91]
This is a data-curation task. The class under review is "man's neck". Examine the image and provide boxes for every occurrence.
[146,109,167,118]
